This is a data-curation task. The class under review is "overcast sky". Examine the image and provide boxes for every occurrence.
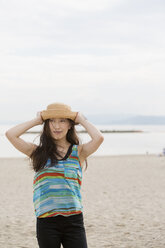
[0,0,165,123]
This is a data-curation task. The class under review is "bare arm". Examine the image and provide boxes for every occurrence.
[75,112,104,160]
[5,112,43,157]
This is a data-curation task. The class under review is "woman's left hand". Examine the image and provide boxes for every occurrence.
[74,112,87,124]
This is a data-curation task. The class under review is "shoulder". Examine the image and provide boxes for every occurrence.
[72,144,85,160]
[77,144,86,166]
[77,144,83,157]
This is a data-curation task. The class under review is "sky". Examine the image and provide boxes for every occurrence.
[0,0,165,123]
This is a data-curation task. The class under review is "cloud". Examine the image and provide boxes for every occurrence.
[0,0,165,122]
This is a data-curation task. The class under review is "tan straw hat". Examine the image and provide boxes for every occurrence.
[41,102,78,121]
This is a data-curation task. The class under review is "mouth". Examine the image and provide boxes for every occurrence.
[53,131,62,134]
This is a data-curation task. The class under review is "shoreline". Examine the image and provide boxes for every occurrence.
[0,153,163,160]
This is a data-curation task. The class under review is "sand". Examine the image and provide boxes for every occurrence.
[0,155,165,248]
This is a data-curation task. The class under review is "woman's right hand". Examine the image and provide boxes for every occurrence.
[5,114,44,157]
[36,111,44,125]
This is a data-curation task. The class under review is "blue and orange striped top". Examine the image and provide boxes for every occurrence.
[33,144,83,218]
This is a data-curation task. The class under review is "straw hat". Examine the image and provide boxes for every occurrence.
[41,102,78,121]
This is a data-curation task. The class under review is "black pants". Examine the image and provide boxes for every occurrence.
[36,213,88,248]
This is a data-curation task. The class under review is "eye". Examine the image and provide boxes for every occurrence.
[60,119,66,122]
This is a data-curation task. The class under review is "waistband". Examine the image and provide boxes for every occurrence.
[37,212,83,221]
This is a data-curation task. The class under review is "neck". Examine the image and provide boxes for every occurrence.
[54,139,71,149]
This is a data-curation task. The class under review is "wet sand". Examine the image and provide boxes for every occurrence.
[0,155,165,248]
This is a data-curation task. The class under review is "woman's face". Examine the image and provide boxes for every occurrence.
[48,118,71,140]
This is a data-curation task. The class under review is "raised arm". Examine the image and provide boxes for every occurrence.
[75,112,104,160]
[5,112,43,157]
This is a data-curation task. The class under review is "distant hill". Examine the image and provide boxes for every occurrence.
[86,114,165,125]
[1,114,165,125]
[120,115,165,125]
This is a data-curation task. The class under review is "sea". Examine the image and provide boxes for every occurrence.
[1,124,165,157]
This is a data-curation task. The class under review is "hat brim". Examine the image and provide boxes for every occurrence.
[41,110,77,121]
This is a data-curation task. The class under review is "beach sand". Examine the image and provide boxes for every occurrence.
[0,155,165,248]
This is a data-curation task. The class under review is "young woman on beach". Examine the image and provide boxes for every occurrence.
[5,102,104,248]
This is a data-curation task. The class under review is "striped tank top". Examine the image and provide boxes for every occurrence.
[33,144,83,218]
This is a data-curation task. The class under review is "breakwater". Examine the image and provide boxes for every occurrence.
[26,129,143,134]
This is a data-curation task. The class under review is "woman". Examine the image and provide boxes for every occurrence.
[5,102,104,248]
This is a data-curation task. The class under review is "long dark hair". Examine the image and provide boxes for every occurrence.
[29,119,88,172]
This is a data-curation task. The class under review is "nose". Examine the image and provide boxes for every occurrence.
[51,121,60,129]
